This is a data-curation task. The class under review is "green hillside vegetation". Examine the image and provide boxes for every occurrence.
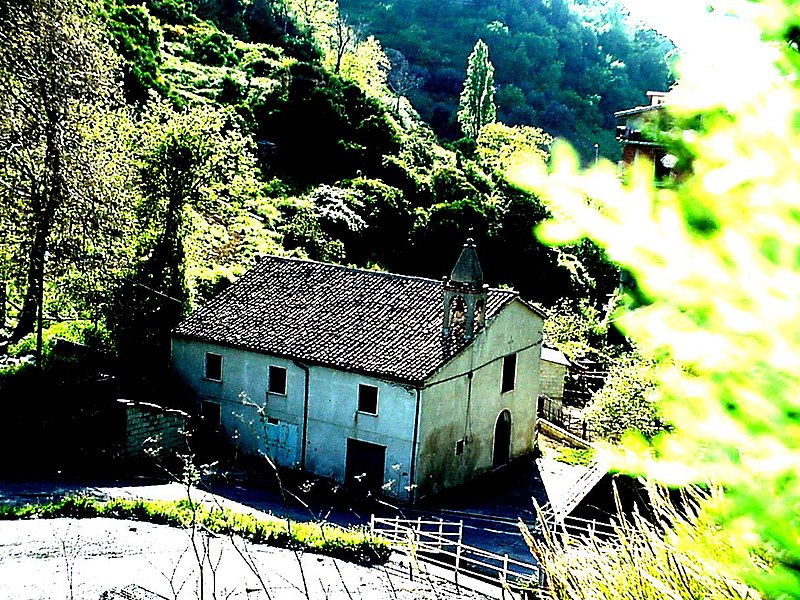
[0,0,657,466]
[1,0,790,596]
[340,0,674,160]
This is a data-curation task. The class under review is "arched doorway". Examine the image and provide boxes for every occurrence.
[493,410,512,468]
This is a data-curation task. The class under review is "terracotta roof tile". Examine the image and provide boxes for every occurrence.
[174,255,519,384]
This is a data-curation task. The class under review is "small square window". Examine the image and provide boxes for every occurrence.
[501,353,516,393]
[268,365,287,395]
[358,384,378,415]
[454,439,465,455]
[205,352,223,381]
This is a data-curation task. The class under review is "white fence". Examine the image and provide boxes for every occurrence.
[535,502,620,540]
[370,516,541,599]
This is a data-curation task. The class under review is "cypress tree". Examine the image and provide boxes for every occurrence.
[457,39,496,140]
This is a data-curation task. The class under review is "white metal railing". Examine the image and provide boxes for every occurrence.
[551,458,609,520]
[536,500,637,542]
[371,516,463,549]
[370,515,540,598]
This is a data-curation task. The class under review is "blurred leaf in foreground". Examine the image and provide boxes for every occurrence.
[510,1,800,596]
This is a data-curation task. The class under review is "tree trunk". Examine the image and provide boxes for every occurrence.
[0,281,6,334]
[11,222,48,342]
[12,24,62,344]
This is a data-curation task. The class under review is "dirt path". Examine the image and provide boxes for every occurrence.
[0,517,493,600]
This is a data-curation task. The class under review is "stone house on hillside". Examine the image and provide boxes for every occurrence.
[615,90,677,178]
[171,241,545,503]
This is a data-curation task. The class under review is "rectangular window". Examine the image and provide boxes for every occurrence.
[205,352,223,381]
[267,416,280,425]
[501,353,517,393]
[268,365,287,395]
[454,439,465,456]
[358,384,379,415]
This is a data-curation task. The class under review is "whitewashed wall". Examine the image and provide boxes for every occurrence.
[171,339,305,467]
[171,338,418,500]
[303,364,418,501]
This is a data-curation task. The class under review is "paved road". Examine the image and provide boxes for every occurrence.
[0,517,495,600]
[0,455,589,569]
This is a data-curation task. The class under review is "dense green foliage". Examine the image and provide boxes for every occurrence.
[108,96,271,388]
[0,0,131,344]
[542,297,613,360]
[340,0,674,159]
[586,352,669,443]
[7,320,110,361]
[96,0,627,310]
[0,0,647,418]
[252,61,401,184]
[0,495,392,565]
[103,1,167,102]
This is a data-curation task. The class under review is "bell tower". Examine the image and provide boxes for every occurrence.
[443,239,488,341]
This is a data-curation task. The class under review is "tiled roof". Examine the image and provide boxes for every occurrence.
[174,255,521,384]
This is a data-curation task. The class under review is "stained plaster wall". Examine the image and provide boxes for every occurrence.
[303,364,417,502]
[415,299,542,499]
[171,338,418,501]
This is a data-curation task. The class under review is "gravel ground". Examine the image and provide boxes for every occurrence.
[0,518,494,600]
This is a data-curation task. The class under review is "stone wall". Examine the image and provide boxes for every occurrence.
[118,400,189,461]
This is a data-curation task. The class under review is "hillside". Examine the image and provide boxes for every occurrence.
[340,0,675,160]
[0,0,654,399]
[98,0,631,299]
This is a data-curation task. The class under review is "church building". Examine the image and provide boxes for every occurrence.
[171,241,544,502]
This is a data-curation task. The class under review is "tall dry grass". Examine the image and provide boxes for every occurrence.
[524,483,765,600]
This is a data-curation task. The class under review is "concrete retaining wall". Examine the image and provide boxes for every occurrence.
[537,418,592,450]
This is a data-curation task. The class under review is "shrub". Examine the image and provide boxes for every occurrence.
[104,2,165,102]
[586,352,670,443]
[430,165,480,204]
[186,22,236,67]
[279,201,347,263]
[8,320,109,358]
[147,0,196,25]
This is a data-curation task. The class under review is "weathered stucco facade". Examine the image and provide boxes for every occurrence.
[415,300,542,498]
[171,244,544,503]
[172,338,419,497]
